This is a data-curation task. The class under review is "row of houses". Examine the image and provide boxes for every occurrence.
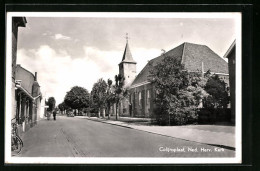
[11,17,45,134]
[110,39,235,123]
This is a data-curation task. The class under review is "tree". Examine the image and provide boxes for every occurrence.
[64,86,90,114]
[88,94,98,115]
[149,54,208,125]
[113,74,128,120]
[91,78,108,118]
[204,74,229,108]
[105,79,114,119]
[47,97,56,112]
[58,101,69,114]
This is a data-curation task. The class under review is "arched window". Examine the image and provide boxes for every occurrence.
[147,90,150,109]
[139,92,142,107]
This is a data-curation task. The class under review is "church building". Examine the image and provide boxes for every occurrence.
[116,40,229,118]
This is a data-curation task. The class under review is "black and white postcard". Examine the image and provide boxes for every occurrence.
[5,12,241,164]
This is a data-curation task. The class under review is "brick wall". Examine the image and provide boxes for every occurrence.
[128,83,155,118]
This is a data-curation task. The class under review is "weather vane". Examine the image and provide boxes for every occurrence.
[125,33,129,43]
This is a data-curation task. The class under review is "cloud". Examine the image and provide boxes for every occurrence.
[17,44,163,105]
[42,31,52,36]
[17,46,72,104]
[132,47,161,73]
[83,46,121,73]
[17,45,120,105]
[53,34,71,40]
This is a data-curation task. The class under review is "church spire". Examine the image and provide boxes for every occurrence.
[120,33,136,64]
[118,33,137,87]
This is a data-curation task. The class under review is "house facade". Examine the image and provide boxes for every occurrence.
[11,17,27,121]
[224,40,236,124]
[15,65,42,133]
[11,17,42,134]
[116,42,229,118]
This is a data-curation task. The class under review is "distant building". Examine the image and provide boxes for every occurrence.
[224,40,236,124]
[114,42,229,118]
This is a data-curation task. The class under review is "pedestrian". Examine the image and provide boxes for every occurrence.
[53,110,57,121]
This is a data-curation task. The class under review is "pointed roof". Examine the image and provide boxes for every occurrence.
[120,42,136,64]
[131,42,228,86]
[223,40,236,59]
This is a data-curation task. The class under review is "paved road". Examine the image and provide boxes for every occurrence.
[19,115,235,157]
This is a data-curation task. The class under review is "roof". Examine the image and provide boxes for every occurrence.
[131,42,229,86]
[223,40,236,59]
[16,65,40,97]
[119,42,136,64]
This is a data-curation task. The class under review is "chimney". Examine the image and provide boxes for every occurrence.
[35,72,37,81]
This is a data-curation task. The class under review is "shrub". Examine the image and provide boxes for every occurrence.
[151,106,198,125]
[198,108,231,124]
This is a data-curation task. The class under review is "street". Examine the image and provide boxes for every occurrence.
[18,115,235,157]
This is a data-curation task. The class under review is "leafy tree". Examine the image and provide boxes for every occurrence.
[47,97,56,112]
[113,74,128,120]
[64,86,90,114]
[58,101,70,114]
[149,54,208,125]
[105,79,114,119]
[204,74,229,108]
[91,78,108,118]
[88,94,98,115]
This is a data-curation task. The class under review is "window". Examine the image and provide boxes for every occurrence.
[131,94,134,105]
[139,92,142,107]
[147,90,150,109]
[123,100,126,109]
[134,93,137,107]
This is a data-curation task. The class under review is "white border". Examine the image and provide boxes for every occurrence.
[5,12,242,164]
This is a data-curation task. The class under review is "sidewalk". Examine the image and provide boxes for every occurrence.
[77,116,236,149]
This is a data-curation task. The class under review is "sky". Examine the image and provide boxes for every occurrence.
[16,14,238,105]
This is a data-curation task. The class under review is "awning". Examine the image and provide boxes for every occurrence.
[16,85,34,100]
[16,85,41,101]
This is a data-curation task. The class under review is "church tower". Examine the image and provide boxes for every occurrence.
[119,33,137,87]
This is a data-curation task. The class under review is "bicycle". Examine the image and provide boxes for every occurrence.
[11,118,23,155]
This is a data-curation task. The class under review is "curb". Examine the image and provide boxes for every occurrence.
[82,117,134,129]
[83,117,236,151]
